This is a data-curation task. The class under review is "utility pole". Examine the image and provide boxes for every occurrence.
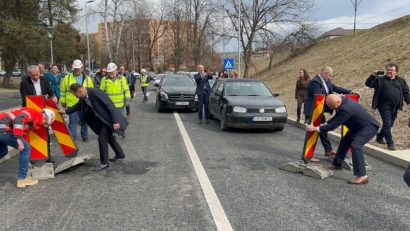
[132,27,135,71]
[351,0,362,34]
[85,0,95,71]
[237,0,241,78]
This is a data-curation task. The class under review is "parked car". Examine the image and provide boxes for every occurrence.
[155,75,197,112]
[147,71,157,81]
[0,70,6,77]
[154,74,167,87]
[12,68,21,77]
[132,71,140,79]
[209,78,288,131]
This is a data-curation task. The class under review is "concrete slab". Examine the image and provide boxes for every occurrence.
[287,118,410,169]
[342,158,372,171]
[279,160,333,179]
[29,163,55,180]
[54,155,90,174]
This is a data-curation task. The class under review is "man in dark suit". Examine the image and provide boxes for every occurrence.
[404,164,410,187]
[307,94,379,184]
[194,64,213,124]
[304,66,358,161]
[20,65,57,107]
[63,83,128,171]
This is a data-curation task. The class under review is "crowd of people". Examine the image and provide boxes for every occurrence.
[1,59,409,188]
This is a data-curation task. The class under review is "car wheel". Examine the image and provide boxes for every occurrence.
[156,97,163,112]
[209,111,214,120]
[275,125,285,131]
[220,109,229,131]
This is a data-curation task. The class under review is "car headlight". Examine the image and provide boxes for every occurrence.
[233,106,247,113]
[194,95,198,102]
[275,106,287,113]
[160,92,168,99]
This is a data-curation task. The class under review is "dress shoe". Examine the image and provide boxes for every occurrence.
[376,137,385,144]
[388,145,396,151]
[17,177,38,188]
[93,164,109,171]
[325,150,336,157]
[310,157,320,162]
[109,155,125,162]
[325,163,343,170]
[348,176,369,184]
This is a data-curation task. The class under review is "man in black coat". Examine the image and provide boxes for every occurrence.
[307,94,380,184]
[20,65,57,107]
[64,83,128,171]
[304,66,358,161]
[365,63,410,150]
[194,64,213,124]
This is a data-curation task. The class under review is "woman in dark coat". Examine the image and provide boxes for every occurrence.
[295,69,310,123]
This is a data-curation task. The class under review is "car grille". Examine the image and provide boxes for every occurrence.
[246,108,276,113]
[168,94,195,101]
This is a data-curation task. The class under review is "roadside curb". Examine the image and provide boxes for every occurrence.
[286,118,410,169]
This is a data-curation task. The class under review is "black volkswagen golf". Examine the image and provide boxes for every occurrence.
[155,75,197,112]
[209,78,288,131]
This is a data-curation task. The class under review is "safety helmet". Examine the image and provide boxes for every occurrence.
[72,59,83,69]
[107,63,117,72]
[141,68,146,73]
[43,109,56,125]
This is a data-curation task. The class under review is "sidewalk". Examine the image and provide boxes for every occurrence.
[287,117,410,168]
[0,87,19,93]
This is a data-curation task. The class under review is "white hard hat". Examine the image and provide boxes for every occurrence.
[141,69,146,73]
[43,109,55,125]
[72,59,83,69]
[107,63,117,72]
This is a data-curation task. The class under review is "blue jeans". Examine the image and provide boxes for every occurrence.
[377,108,397,146]
[0,132,30,179]
[68,110,88,141]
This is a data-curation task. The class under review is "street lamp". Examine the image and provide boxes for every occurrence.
[85,0,95,72]
[237,0,241,78]
[47,26,54,65]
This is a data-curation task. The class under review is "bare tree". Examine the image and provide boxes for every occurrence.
[100,0,129,62]
[223,0,313,78]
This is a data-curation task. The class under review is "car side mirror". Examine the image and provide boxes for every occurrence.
[273,93,279,97]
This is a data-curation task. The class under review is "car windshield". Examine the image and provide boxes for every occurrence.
[224,82,272,96]
[163,77,194,86]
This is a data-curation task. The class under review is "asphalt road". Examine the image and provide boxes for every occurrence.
[0,86,409,231]
[0,91,21,111]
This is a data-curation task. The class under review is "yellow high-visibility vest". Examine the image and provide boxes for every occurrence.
[60,72,94,107]
[141,74,149,87]
[100,75,131,108]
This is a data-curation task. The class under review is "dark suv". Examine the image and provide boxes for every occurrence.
[155,75,198,112]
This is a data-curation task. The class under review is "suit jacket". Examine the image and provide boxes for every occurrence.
[304,75,351,117]
[319,97,379,133]
[20,75,54,107]
[66,88,128,136]
[194,73,213,96]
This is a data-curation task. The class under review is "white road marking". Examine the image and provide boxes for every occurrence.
[174,112,234,231]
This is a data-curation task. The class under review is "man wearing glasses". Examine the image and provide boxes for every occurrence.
[94,67,107,89]
[366,63,410,150]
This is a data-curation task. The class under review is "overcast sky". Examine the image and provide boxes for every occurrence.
[75,0,410,51]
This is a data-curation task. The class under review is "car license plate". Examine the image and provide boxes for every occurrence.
[252,116,272,121]
[175,101,189,105]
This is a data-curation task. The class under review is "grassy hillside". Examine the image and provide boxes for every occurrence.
[257,15,410,149]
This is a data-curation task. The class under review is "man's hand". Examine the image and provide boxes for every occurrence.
[59,107,66,114]
[125,99,130,106]
[113,123,120,130]
[306,124,317,132]
[52,95,58,103]
[17,139,24,151]
[351,91,361,99]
